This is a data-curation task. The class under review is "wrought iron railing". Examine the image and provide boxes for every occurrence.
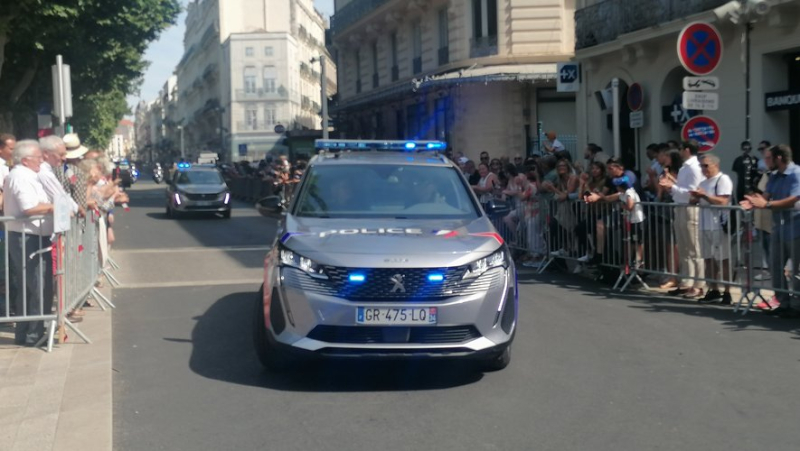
[575,0,731,50]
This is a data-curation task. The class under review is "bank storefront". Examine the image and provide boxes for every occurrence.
[575,1,800,173]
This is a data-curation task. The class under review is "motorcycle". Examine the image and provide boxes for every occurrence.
[153,167,164,184]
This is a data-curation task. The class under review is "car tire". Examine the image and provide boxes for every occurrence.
[253,285,293,372]
[480,345,511,372]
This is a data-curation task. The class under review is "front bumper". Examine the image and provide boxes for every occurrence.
[266,265,517,359]
[174,198,230,212]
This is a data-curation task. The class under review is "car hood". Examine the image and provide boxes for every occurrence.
[280,216,503,268]
[175,184,227,194]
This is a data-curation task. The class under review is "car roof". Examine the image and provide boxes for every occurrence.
[310,152,453,167]
[179,164,219,172]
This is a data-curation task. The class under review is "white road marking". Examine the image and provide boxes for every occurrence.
[114,246,270,254]
[117,279,262,289]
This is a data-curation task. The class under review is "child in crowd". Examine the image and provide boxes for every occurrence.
[615,176,645,268]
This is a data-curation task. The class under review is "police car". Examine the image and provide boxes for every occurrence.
[165,163,232,219]
[253,140,517,371]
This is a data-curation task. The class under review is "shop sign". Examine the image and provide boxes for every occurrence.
[765,89,800,111]
[557,63,580,92]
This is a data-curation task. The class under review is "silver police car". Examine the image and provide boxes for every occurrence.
[166,163,232,218]
[254,140,517,371]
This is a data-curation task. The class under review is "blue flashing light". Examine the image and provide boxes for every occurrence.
[428,273,444,282]
[177,162,192,170]
[315,140,448,153]
[405,142,417,150]
[348,273,366,283]
[426,142,445,150]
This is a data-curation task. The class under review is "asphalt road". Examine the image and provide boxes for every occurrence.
[113,181,800,451]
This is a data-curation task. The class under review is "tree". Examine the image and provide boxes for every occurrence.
[0,0,180,145]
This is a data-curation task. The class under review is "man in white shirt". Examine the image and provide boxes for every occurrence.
[4,140,55,346]
[691,154,733,305]
[660,140,705,297]
[39,136,80,216]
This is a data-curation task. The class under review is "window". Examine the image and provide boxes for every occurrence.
[390,33,398,67]
[438,8,449,49]
[245,108,258,130]
[243,66,257,94]
[371,41,379,88]
[355,50,362,93]
[263,66,276,93]
[294,165,478,219]
[264,108,276,126]
[245,46,254,57]
[412,22,422,74]
[472,0,498,39]
[264,46,274,56]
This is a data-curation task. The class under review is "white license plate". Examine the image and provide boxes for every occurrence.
[356,307,437,325]
[194,201,214,206]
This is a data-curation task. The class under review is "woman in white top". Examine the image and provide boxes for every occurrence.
[472,162,498,207]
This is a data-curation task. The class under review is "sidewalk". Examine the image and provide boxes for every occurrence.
[0,287,113,451]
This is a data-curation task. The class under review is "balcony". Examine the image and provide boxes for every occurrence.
[330,0,393,36]
[438,46,449,66]
[576,0,731,50]
[470,36,498,58]
[391,65,399,82]
[235,89,289,101]
[412,57,422,74]
[372,73,379,88]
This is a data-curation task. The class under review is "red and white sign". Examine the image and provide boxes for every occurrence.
[677,22,723,76]
[681,115,720,152]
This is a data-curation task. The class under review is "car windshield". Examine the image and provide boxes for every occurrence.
[294,164,479,219]
[176,171,224,185]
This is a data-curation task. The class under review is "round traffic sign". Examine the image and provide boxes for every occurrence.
[681,115,720,152]
[627,83,644,111]
[274,124,286,134]
[677,22,723,76]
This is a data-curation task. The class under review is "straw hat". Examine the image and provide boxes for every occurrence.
[64,133,88,159]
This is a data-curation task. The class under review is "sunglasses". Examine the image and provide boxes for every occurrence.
[742,147,752,151]
[480,156,489,160]
[700,164,714,168]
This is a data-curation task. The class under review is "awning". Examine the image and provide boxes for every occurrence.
[332,63,558,113]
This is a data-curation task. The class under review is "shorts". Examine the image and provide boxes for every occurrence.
[701,229,730,261]
[629,222,644,244]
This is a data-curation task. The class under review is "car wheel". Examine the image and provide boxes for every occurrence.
[253,285,293,372]
[480,345,511,372]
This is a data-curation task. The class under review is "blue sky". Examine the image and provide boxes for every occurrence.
[127,0,335,114]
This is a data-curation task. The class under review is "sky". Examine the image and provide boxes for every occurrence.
[127,0,335,114]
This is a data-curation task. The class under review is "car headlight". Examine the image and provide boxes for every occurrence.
[464,249,508,279]
[220,192,231,204]
[279,245,328,279]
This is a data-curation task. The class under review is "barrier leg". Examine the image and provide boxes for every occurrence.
[91,287,116,309]
[107,256,120,270]
[65,319,92,344]
[33,319,57,352]
[102,268,121,287]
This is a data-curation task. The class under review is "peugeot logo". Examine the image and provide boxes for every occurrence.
[390,274,406,293]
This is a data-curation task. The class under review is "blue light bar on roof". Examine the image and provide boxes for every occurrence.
[315,139,448,152]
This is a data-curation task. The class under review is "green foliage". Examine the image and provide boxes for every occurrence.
[0,0,180,140]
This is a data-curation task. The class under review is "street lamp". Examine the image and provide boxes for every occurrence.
[310,55,329,139]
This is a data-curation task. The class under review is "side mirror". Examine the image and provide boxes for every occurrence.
[485,199,510,216]
[256,196,285,219]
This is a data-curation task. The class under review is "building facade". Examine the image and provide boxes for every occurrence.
[174,0,336,162]
[331,0,576,160]
[574,0,800,175]
[107,119,135,162]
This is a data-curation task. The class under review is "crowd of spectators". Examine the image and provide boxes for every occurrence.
[460,138,798,315]
[0,132,128,346]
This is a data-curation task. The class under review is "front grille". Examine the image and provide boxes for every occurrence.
[184,193,219,201]
[282,266,503,300]
[307,326,481,345]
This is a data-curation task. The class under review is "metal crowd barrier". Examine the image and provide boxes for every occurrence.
[492,195,793,316]
[1,212,122,351]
